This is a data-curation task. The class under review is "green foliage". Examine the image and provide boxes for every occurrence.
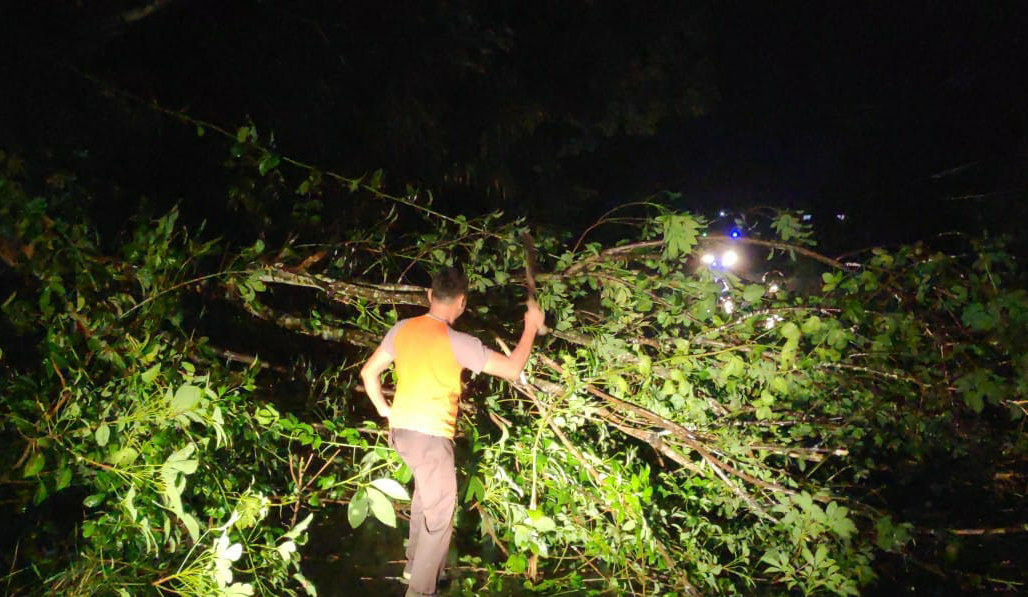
[0,172,409,596]
[315,200,1027,595]
[3,153,1026,597]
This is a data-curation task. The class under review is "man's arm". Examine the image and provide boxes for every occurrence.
[360,347,394,418]
[482,302,545,381]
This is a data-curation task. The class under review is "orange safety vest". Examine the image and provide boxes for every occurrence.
[389,315,464,439]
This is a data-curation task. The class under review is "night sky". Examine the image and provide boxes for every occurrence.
[2,1,1027,249]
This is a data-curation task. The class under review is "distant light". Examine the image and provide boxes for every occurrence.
[719,210,727,217]
[721,250,739,268]
[836,213,846,221]
[802,214,812,222]
[730,229,741,239]
[769,283,779,293]
[701,253,716,265]
[722,299,734,314]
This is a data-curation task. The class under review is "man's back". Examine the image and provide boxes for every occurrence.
[390,315,475,438]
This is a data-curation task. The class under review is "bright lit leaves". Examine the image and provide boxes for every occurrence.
[347,478,409,529]
[659,213,699,259]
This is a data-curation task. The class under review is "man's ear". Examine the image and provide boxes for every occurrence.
[459,295,467,311]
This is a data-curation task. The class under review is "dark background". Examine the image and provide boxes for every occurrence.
[2,1,1027,252]
[3,3,1028,595]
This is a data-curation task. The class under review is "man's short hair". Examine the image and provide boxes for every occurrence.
[431,267,468,302]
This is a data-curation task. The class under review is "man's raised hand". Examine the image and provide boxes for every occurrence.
[525,300,546,332]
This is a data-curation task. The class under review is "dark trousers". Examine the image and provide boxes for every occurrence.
[390,428,456,595]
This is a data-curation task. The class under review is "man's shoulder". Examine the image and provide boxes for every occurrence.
[446,327,490,374]
[391,315,427,330]
[380,316,422,355]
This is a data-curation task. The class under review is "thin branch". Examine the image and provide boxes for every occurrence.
[949,524,1028,536]
[817,362,928,388]
[562,235,852,277]
[536,355,785,520]
[118,0,174,25]
[704,235,851,271]
[258,266,428,306]
[240,299,378,347]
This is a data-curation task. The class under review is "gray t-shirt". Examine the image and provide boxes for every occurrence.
[380,315,492,374]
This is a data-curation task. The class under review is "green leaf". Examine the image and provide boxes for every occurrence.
[33,481,48,505]
[961,303,995,331]
[955,369,999,413]
[368,169,384,189]
[124,486,138,522]
[531,515,557,533]
[141,364,161,384]
[464,476,485,503]
[963,390,984,413]
[370,478,410,501]
[109,446,140,466]
[179,511,200,543]
[801,315,822,334]
[223,582,254,597]
[661,214,699,259]
[506,553,528,574]
[719,356,745,379]
[827,328,848,349]
[609,374,629,395]
[163,443,198,474]
[779,339,798,368]
[83,493,105,508]
[367,487,396,527]
[347,490,369,528]
[277,540,297,561]
[55,467,72,490]
[170,384,201,414]
[23,453,45,477]
[743,284,765,302]
[258,153,280,176]
[779,322,800,341]
[637,354,652,377]
[95,423,110,447]
[283,513,314,540]
[293,572,318,597]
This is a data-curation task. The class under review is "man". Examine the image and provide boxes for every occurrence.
[360,267,545,597]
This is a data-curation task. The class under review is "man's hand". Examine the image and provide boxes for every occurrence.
[524,300,545,331]
[485,301,546,381]
[360,346,395,421]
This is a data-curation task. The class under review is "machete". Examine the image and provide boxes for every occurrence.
[520,231,549,335]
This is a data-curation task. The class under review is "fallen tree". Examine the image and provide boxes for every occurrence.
[2,142,1026,597]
